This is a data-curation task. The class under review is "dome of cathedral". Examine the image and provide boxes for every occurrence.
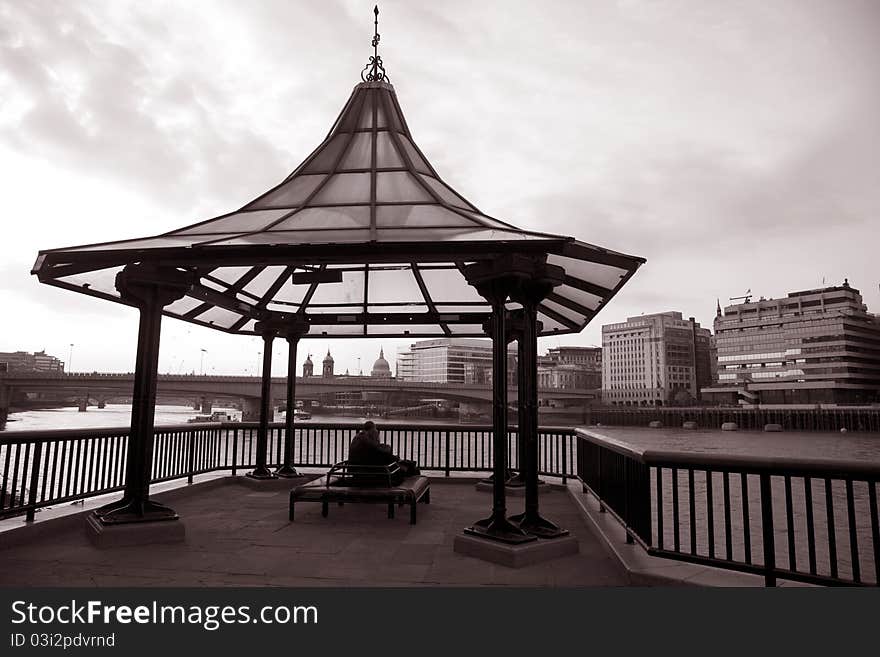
[371,347,392,378]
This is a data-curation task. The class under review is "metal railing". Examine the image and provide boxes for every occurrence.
[576,428,880,586]
[0,422,577,522]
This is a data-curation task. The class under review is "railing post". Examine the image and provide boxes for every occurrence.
[597,446,605,512]
[624,460,633,544]
[25,441,43,523]
[444,430,450,477]
[561,432,568,485]
[231,427,239,477]
[187,429,196,485]
[759,473,777,587]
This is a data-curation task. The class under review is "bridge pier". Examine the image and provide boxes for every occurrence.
[0,385,9,429]
[200,397,213,414]
[77,397,88,412]
[241,397,268,422]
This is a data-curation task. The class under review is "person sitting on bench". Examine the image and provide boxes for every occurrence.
[349,421,419,482]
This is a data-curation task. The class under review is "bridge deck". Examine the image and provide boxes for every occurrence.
[0,478,629,587]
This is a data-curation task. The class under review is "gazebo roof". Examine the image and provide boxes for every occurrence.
[32,67,644,339]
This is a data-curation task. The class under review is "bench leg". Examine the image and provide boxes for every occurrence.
[387,502,395,519]
[410,499,417,525]
[424,489,430,505]
[289,501,295,522]
[321,501,329,518]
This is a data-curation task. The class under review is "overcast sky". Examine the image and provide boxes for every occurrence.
[1,0,878,376]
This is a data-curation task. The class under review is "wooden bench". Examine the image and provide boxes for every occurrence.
[289,461,431,525]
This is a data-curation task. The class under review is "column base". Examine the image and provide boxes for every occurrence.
[246,467,278,480]
[454,533,577,567]
[274,465,301,478]
[509,511,570,539]
[464,515,536,545]
[93,498,178,524]
[86,512,185,548]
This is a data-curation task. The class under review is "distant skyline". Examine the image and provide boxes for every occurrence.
[2,0,878,377]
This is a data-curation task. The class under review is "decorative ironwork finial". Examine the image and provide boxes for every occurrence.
[361,4,389,82]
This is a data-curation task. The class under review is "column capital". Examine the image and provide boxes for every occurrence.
[115,263,195,308]
[255,316,311,340]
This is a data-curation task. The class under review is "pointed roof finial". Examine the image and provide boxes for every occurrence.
[716,298,722,317]
[361,5,389,82]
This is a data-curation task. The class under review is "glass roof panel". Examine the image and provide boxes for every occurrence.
[306,269,364,305]
[210,266,256,285]
[310,172,371,204]
[374,100,387,128]
[302,134,349,173]
[386,97,404,133]
[546,254,626,291]
[358,91,375,129]
[164,295,206,316]
[271,272,310,304]
[310,325,366,336]
[240,319,257,333]
[554,284,603,311]
[448,324,488,335]
[419,269,483,303]
[265,302,302,312]
[195,306,245,328]
[303,304,363,313]
[367,324,443,336]
[339,133,372,170]
[376,227,517,242]
[375,172,433,203]
[367,267,423,303]
[541,298,584,324]
[376,204,475,228]
[367,304,429,313]
[66,236,227,252]
[249,175,324,209]
[397,135,431,174]
[536,314,567,333]
[418,175,476,210]
[241,266,288,298]
[269,206,370,230]
[56,265,124,297]
[173,209,292,236]
[375,132,403,168]
[204,229,372,246]
[433,304,491,313]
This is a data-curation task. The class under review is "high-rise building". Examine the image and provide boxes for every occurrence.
[396,338,515,384]
[601,312,713,406]
[538,346,602,389]
[702,281,880,405]
[0,350,65,373]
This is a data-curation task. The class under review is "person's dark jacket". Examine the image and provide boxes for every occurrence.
[348,430,395,466]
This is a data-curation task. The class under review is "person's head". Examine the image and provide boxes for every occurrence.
[362,420,375,432]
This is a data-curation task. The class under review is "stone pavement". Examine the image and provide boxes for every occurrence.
[0,479,631,587]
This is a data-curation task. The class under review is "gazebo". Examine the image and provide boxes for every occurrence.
[31,8,644,546]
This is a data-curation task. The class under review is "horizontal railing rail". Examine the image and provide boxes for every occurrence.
[0,422,578,523]
[575,428,880,587]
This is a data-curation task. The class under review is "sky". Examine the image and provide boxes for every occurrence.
[1,0,878,377]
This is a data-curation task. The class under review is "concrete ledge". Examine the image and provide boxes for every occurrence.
[453,532,578,568]
[85,513,185,548]
[721,422,738,431]
[565,482,811,587]
[764,423,783,432]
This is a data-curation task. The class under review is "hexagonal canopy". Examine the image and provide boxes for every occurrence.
[32,79,644,338]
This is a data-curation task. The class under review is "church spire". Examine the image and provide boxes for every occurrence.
[716,298,722,317]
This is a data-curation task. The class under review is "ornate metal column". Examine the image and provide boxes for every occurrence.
[248,325,278,479]
[276,317,310,478]
[509,266,569,538]
[479,312,516,486]
[94,263,194,524]
[463,259,534,544]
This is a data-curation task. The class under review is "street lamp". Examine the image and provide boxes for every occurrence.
[200,348,207,376]
[68,343,74,374]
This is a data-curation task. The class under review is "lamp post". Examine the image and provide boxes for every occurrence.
[68,343,74,374]
[200,348,207,375]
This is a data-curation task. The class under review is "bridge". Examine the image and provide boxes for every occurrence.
[0,371,595,420]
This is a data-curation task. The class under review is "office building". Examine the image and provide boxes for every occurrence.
[601,312,713,406]
[0,350,65,373]
[538,346,601,389]
[396,338,517,384]
[702,281,880,404]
